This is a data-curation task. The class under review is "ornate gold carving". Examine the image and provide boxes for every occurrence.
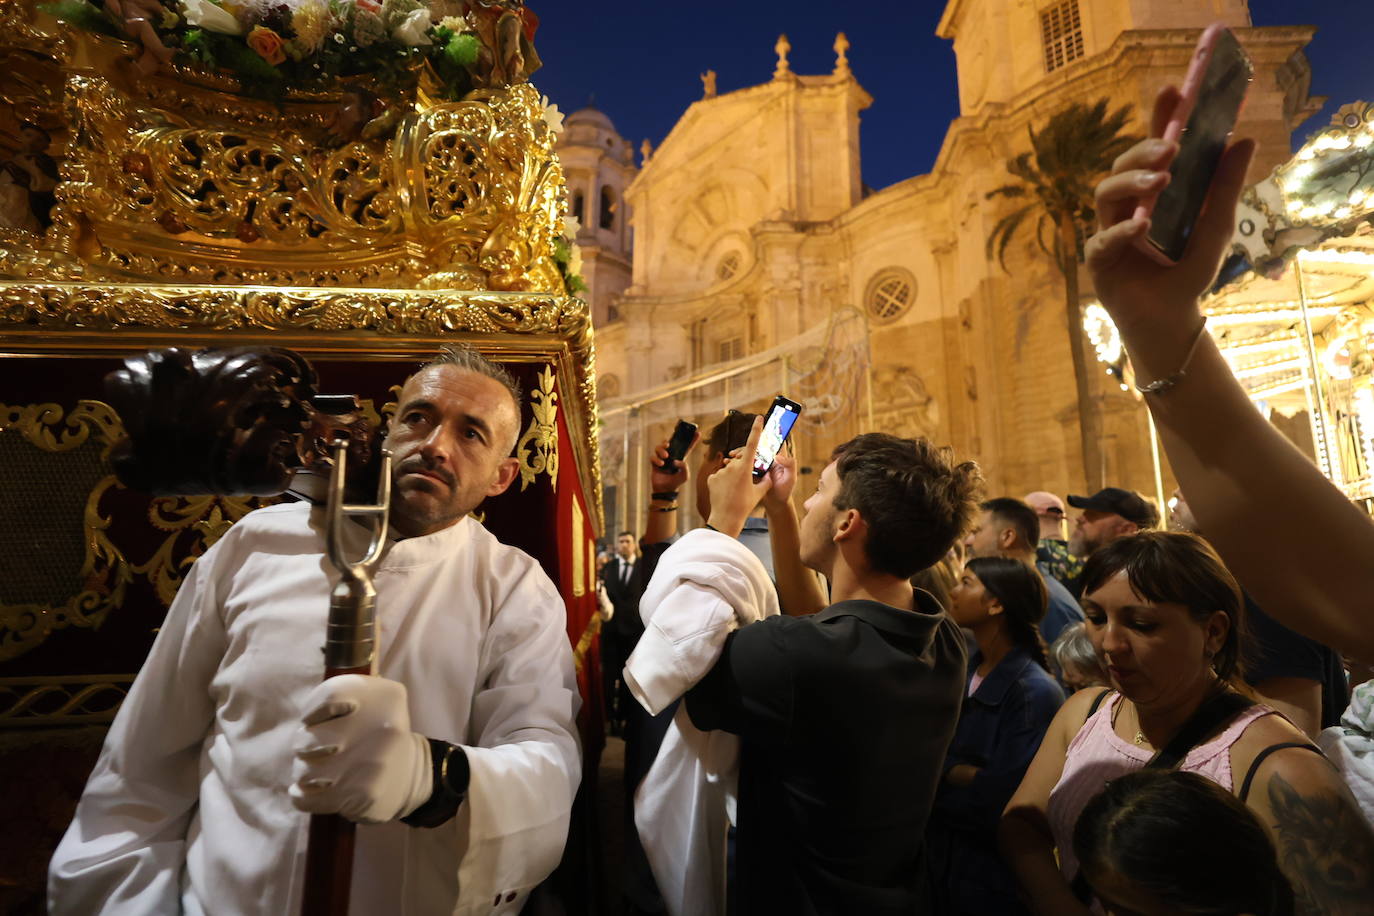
[517,364,559,492]
[132,494,271,607]
[571,494,585,598]
[573,610,601,677]
[39,49,568,291]
[0,675,134,728]
[0,400,131,662]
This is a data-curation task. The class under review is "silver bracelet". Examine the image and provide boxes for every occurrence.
[1134,318,1208,396]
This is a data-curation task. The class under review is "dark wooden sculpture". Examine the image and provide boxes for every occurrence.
[103,347,319,496]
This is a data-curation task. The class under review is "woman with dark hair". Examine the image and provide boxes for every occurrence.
[926,556,1064,914]
[1073,770,1295,916]
[1000,531,1374,915]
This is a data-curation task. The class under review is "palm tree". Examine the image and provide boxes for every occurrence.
[986,98,1138,492]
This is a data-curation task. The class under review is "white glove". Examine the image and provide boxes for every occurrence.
[289,674,432,824]
[597,581,614,620]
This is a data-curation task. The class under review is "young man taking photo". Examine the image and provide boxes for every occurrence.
[657,419,981,914]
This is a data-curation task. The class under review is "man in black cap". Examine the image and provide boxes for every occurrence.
[1064,487,1159,597]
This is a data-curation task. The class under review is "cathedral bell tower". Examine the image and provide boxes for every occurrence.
[556,105,637,326]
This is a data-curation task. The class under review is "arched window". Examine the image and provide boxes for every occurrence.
[599,186,615,230]
[571,191,584,224]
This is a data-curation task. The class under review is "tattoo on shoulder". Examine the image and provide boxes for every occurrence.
[1267,771,1374,915]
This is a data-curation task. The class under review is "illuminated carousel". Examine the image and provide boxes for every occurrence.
[0,2,603,905]
[1087,102,1374,515]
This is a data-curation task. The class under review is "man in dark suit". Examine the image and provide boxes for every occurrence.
[601,530,643,734]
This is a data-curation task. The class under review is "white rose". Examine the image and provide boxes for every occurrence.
[180,0,243,34]
[541,96,564,135]
[392,8,432,46]
[562,215,581,239]
[568,244,584,278]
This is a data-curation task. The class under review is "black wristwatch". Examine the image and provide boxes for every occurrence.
[401,738,470,828]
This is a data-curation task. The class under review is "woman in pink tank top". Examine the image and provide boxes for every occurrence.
[998,532,1374,915]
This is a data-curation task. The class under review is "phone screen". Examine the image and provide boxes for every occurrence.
[752,398,802,479]
[1147,29,1252,262]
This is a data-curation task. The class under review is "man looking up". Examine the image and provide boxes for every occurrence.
[964,497,1084,643]
[672,423,980,914]
[1025,490,1081,590]
[1065,487,1159,596]
[51,344,581,915]
[1170,489,1347,737]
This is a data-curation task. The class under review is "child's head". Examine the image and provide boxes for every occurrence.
[1073,770,1294,916]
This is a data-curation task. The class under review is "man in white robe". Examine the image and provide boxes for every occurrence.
[49,345,581,915]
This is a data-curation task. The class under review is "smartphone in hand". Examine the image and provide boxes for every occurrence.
[752,396,803,480]
[659,419,698,474]
[1135,23,1253,265]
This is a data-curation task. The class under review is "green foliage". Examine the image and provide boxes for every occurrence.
[37,0,121,37]
[446,32,479,68]
[183,28,284,91]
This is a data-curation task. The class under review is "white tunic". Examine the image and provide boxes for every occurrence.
[49,502,581,916]
[625,529,779,916]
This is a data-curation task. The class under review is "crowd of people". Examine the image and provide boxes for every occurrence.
[45,85,1374,916]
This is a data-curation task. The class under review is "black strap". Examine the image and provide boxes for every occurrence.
[1071,690,1254,905]
[1146,690,1254,770]
[1084,687,1113,722]
[1238,741,1324,804]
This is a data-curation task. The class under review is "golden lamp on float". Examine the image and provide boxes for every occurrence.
[1084,101,1374,510]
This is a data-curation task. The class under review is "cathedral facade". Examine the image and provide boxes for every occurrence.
[571,0,1322,533]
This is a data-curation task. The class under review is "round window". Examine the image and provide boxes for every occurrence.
[598,373,621,399]
[866,269,916,323]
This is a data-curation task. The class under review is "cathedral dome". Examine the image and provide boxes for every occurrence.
[565,106,618,133]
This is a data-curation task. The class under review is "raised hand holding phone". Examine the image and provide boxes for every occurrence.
[1133,24,1253,266]
[706,416,772,538]
[650,422,700,494]
[1085,84,1255,378]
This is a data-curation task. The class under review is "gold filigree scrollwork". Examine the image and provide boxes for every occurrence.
[0,674,134,728]
[517,365,558,491]
[132,494,270,607]
[0,400,131,662]
[47,55,566,290]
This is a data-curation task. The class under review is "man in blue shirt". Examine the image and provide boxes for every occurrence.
[964,497,1084,643]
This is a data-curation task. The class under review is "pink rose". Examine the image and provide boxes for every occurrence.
[355,0,380,12]
[246,25,286,65]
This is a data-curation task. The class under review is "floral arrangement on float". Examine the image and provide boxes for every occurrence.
[41,0,540,101]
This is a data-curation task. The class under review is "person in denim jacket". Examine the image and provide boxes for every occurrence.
[926,556,1065,914]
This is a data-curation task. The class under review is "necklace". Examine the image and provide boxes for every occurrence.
[1113,698,1149,746]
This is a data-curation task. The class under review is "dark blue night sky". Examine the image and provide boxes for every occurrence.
[532,0,1371,192]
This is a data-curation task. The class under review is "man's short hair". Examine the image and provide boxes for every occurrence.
[831,433,983,578]
[416,344,523,453]
[706,410,759,457]
[617,530,634,539]
[981,497,1040,552]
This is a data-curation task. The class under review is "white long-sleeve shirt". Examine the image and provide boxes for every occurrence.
[49,501,580,916]
[624,529,779,916]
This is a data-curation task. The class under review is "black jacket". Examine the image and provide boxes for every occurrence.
[686,592,968,915]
